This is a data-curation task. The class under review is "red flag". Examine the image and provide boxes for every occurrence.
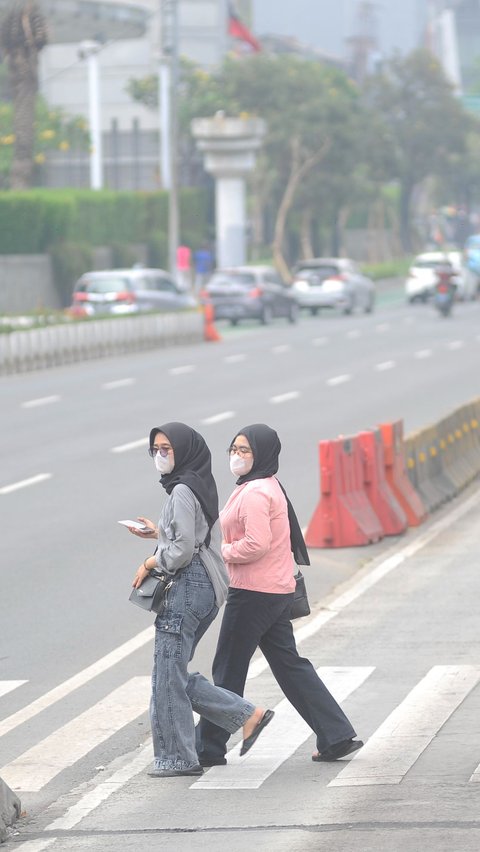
[228,4,261,53]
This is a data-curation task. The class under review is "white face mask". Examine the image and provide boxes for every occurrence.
[230,454,253,477]
[155,452,174,475]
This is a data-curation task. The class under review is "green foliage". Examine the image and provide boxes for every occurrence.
[49,241,93,306]
[361,257,412,280]
[0,188,208,254]
[0,94,89,187]
[146,231,168,268]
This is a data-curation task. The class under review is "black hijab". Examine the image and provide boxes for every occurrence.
[150,422,219,546]
[232,423,310,566]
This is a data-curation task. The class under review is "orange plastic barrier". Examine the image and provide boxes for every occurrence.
[358,429,408,536]
[379,420,427,526]
[305,436,384,548]
[203,302,221,342]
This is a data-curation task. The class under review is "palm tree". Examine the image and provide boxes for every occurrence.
[0,0,48,188]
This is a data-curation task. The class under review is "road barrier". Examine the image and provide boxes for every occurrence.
[306,398,480,548]
[304,436,384,547]
[379,420,427,526]
[0,310,204,375]
[0,777,21,843]
[203,302,222,342]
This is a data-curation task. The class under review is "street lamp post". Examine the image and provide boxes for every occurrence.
[79,40,103,190]
[159,1,179,276]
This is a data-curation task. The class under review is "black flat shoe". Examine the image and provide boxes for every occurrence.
[312,738,364,762]
[148,764,204,778]
[199,756,227,767]
[240,709,275,756]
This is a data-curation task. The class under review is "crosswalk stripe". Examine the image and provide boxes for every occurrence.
[0,680,27,698]
[329,665,480,787]
[191,666,374,791]
[0,677,150,792]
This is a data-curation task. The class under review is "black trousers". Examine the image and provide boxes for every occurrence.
[196,587,356,761]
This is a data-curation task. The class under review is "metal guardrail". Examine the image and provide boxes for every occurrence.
[0,311,204,375]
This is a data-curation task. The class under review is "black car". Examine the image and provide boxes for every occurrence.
[203,266,298,326]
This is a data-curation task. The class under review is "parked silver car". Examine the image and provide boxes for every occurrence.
[291,258,375,315]
[203,265,299,326]
[70,268,197,316]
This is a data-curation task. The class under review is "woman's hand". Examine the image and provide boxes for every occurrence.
[132,556,155,589]
[128,517,158,538]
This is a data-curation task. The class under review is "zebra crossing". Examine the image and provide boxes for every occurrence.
[2,664,480,797]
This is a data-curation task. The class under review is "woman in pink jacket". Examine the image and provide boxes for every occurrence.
[196,423,363,767]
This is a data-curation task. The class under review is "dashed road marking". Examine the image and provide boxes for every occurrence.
[269,391,300,404]
[169,365,196,375]
[201,411,236,425]
[327,374,351,386]
[111,438,148,454]
[101,379,135,390]
[0,473,52,495]
[375,360,396,371]
[21,395,60,408]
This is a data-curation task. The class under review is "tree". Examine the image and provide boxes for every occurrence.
[363,50,469,251]
[0,0,48,189]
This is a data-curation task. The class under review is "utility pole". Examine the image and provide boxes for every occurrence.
[159,0,179,276]
[79,40,103,189]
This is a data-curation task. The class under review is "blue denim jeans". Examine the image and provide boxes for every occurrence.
[150,555,255,771]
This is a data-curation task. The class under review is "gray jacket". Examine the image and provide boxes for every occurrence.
[154,483,229,608]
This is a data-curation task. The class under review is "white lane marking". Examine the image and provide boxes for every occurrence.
[414,349,432,359]
[0,681,27,698]
[201,411,235,425]
[111,438,148,454]
[447,340,465,350]
[272,344,292,354]
[269,391,300,404]
[21,395,60,409]
[0,677,151,792]
[0,628,153,738]
[102,378,135,390]
[224,354,246,363]
[326,374,351,386]
[375,360,396,372]
[469,762,480,783]
[247,486,480,682]
[192,667,374,790]
[376,323,390,332]
[0,473,51,495]
[329,666,480,787]
[346,329,361,339]
[47,740,153,832]
[312,337,329,346]
[169,365,195,375]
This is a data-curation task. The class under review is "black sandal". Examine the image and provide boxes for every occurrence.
[312,738,364,762]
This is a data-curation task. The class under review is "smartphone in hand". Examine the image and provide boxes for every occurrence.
[118,519,151,532]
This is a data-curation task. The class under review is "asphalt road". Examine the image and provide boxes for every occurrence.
[1,293,480,848]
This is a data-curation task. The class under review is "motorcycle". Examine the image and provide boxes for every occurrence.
[433,264,457,317]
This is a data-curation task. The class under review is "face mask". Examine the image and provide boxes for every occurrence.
[230,454,253,476]
[155,452,174,475]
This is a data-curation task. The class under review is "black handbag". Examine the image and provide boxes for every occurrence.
[290,570,310,620]
[129,570,174,614]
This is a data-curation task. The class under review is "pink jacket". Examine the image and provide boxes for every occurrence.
[220,477,296,594]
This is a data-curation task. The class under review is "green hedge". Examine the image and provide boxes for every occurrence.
[0,188,209,254]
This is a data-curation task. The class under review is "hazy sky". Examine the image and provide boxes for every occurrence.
[252,0,428,60]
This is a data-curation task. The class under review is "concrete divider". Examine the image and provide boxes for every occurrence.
[0,310,204,375]
[306,397,480,548]
[0,777,21,843]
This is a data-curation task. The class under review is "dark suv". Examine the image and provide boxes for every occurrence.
[203,266,298,326]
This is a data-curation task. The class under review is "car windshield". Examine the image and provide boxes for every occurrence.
[414,259,449,269]
[77,277,131,294]
[209,272,256,287]
[296,265,339,280]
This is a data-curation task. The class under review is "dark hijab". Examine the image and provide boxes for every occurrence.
[150,422,219,546]
[232,423,310,566]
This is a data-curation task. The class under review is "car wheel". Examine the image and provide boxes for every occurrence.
[230,318,239,327]
[343,297,354,315]
[310,307,319,316]
[287,302,299,323]
[260,304,273,325]
[364,295,374,314]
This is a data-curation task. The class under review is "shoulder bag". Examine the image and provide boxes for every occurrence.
[129,569,174,614]
[290,570,311,619]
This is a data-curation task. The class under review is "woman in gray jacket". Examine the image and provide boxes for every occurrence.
[129,421,273,778]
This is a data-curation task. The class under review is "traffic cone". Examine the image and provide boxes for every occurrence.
[203,302,221,342]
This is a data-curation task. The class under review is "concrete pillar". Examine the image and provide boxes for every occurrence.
[191,114,266,268]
